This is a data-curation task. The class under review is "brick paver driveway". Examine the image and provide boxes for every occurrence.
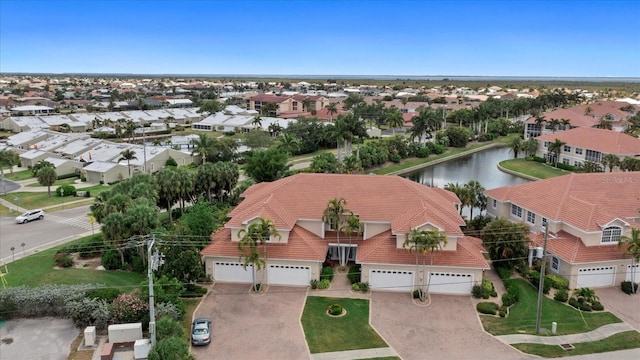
[596,287,640,331]
[370,292,533,360]
[191,283,309,360]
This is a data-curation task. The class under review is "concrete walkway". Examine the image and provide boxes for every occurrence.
[496,322,635,345]
[311,347,399,360]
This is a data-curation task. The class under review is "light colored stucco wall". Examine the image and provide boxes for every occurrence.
[365,222,390,239]
[297,219,323,238]
[203,256,322,283]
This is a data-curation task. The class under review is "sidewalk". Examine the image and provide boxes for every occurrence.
[496,322,635,345]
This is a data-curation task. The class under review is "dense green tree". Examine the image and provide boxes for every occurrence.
[147,336,194,360]
[159,246,206,283]
[244,129,272,149]
[156,169,179,222]
[244,147,290,183]
[547,138,566,167]
[310,152,341,173]
[445,126,472,147]
[522,137,539,157]
[197,99,225,114]
[155,317,184,341]
[619,228,640,291]
[0,149,19,176]
[481,217,530,269]
[277,133,301,155]
[508,136,523,159]
[190,134,216,164]
[37,165,57,198]
[325,102,338,122]
[175,198,225,239]
[601,154,621,172]
[385,108,404,135]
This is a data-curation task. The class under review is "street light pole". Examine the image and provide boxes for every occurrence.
[535,221,549,334]
[142,125,147,174]
[10,247,15,262]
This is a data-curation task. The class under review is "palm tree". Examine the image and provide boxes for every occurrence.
[596,117,613,130]
[464,180,486,219]
[561,118,572,131]
[584,106,593,116]
[547,139,566,167]
[191,133,215,164]
[534,115,546,133]
[238,217,280,292]
[342,213,362,264]
[619,228,640,293]
[252,115,262,129]
[385,108,404,135]
[325,102,338,122]
[118,149,137,178]
[403,228,448,301]
[548,118,561,133]
[601,154,621,172]
[37,165,57,198]
[277,133,300,155]
[444,182,471,216]
[323,198,348,268]
[423,229,448,294]
[301,97,313,112]
[508,136,523,159]
[523,137,539,157]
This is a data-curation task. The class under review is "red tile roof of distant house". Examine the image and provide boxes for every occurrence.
[536,127,640,156]
[525,108,598,128]
[227,173,465,235]
[250,94,292,103]
[485,172,640,232]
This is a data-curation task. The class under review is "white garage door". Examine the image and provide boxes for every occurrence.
[626,264,640,282]
[369,269,414,292]
[268,264,311,286]
[214,262,253,283]
[428,272,474,295]
[577,266,615,288]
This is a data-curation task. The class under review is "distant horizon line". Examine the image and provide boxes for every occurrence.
[1,72,639,82]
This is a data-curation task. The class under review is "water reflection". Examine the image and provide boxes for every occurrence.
[405,147,529,190]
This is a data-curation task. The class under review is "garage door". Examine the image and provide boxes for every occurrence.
[428,272,474,295]
[626,264,640,282]
[369,269,414,292]
[268,264,311,286]
[214,262,253,283]
[576,266,615,288]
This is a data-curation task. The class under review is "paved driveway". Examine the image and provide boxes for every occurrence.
[0,317,78,360]
[370,292,534,360]
[191,283,310,360]
[596,287,640,331]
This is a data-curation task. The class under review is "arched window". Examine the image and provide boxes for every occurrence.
[601,226,622,244]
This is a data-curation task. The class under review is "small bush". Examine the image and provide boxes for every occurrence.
[502,293,517,307]
[578,302,592,312]
[476,302,499,315]
[497,267,512,281]
[101,249,121,270]
[621,281,639,295]
[317,279,330,289]
[328,304,343,316]
[347,265,361,284]
[532,156,547,163]
[358,282,369,292]
[54,253,74,268]
[413,289,422,299]
[491,290,498,297]
[320,266,334,282]
[546,274,569,290]
[310,279,319,289]
[86,287,122,302]
[55,184,77,197]
[568,297,580,309]
[351,283,360,291]
[554,288,569,303]
[471,285,483,299]
[181,283,207,298]
[591,301,604,311]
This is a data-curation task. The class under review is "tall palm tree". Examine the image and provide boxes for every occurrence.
[547,139,566,167]
[464,180,486,219]
[508,136,523,159]
[301,97,313,112]
[403,229,448,301]
[238,217,280,292]
[619,228,640,293]
[444,182,471,216]
[523,137,539,157]
[534,115,546,133]
[342,213,362,264]
[277,133,300,155]
[191,133,215,164]
[118,149,137,177]
[252,115,262,129]
[323,198,348,267]
[548,118,561,133]
[596,117,613,130]
[601,154,621,172]
[385,108,404,135]
[423,229,448,294]
[561,118,572,131]
[325,102,338,122]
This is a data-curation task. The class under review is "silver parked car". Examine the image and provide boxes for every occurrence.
[15,209,45,224]
[191,318,212,346]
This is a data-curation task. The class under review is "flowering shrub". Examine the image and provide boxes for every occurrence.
[155,302,180,321]
[0,285,91,319]
[66,298,111,329]
[110,291,149,324]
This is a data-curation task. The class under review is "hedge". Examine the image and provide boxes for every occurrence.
[477,302,500,315]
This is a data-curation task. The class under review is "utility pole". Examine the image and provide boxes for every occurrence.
[535,220,549,334]
[147,234,162,348]
[141,125,147,174]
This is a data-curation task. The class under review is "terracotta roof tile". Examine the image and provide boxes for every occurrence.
[529,231,630,264]
[486,172,640,232]
[536,127,640,156]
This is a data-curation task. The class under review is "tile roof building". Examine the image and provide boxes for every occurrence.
[202,173,489,294]
[485,172,640,289]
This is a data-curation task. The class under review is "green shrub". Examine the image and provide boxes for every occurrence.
[310,279,319,289]
[86,287,123,302]
[54,253,74,268]
[579,302,592,311]
[471,285,483,299]
[502,293,517,307]
[491,290,498,297]
[497,267,512,281]
[413,289,422,299]
[568,297,580,309]
[532,156,547,163]
[351,283,360,291]
[528,270,551,294]
[554,288,569,303]
[358,282,369,292]
[347,265,361,284]
[328,304,343,316]
[320,266,334,282]
[621,281,639,295]
[546,274,569,290]
[591,301,604,311]
[101,249,121,270]
[181,283,207,298]
[55,184,77,197]
[317,279,330,289]
[476,302,499,315]
[555,163,576,171]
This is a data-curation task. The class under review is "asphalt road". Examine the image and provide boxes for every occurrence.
[0,177,20,195]
[0,205,98,264]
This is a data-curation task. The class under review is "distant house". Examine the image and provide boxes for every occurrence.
[485,172,640,289]
[83,161,129,184]
[536,127,640,167]
[164,99,193,108]
[10,105,54,116]
[201,173,489,294]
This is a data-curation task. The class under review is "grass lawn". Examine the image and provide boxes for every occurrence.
[25,177,79,187]
[2,235,144,288]
[0,185,108,209]
[0,203,22,216]
[499,159,569,179]
[301,296,387,353]
[3,170,34,181]
[181,297,203,343]
[512,331,640,357]
[481,279,621,336]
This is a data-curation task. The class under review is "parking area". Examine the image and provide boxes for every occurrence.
[191,283,310,360]
[596,288,640,331]
[0,317,78,360]
[370,292,532,360]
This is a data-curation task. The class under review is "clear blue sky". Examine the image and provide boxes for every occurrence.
[1,0,638,77]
